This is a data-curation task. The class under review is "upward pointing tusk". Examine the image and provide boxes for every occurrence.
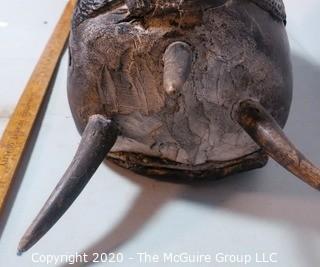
[18,115,119,254]
[163,41,193,95]
[236,99,320,190]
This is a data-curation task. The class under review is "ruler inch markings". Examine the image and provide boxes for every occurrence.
[0,1,75,215]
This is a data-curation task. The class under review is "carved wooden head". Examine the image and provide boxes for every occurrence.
[18,0,320,253]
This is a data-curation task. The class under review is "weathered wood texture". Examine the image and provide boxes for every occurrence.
[68,0,292,172]
[108,150,268,181]
[72,0,287,27]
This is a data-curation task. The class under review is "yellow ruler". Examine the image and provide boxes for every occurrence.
[0,1,75,215]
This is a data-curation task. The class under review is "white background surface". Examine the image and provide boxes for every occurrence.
[1,1,320,266]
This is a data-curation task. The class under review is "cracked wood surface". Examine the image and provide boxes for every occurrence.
[73,0,286,27]
[68,0,292,167]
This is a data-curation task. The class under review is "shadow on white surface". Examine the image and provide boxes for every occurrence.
[0,65,61,240]
[57,53,320,267]
[0,53,319,267]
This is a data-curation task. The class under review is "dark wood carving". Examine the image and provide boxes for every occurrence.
[18,0,320,253]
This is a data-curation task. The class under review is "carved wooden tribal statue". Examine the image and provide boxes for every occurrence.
[18,0,320,253]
